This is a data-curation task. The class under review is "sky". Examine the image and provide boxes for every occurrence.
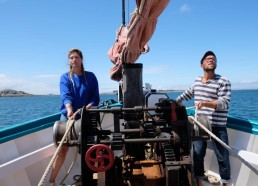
[1,0,258,95]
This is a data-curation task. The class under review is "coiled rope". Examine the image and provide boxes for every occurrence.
[188,112,258,176]
[38,109,81,186]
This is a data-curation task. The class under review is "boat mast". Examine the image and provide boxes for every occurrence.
[122,0,125,25]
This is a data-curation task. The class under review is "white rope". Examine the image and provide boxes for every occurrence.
[127,0,146,36]
[186,106,199,135]
[186,106,195,110]
[126,180,132,186]
[38,116,77,186]
[188,115,258,175]
[59,147,79,185]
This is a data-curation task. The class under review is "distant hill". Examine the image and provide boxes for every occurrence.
[0,89,33,97]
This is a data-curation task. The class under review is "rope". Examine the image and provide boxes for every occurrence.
[188,115,258,175]
[186,106,195,110]
[38,109,80,186]
[59,147,79,185]
[126,180,132,186]
[186,106,199,135]
[126,0,145,37]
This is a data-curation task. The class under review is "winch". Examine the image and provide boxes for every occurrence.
[53,64,211,186]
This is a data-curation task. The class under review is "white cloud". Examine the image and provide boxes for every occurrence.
[0,74,6,78]
[34,74,60,78]
[180,4,191,13]
[0,74,59,95]
[232,81,258,90]
[239,80,257,84]
[0,74,16,85]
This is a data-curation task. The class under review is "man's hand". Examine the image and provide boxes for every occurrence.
[195,100,217,109]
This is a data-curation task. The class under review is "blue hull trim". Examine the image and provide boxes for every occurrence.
[0,112,61,144]
[187,109,258,135]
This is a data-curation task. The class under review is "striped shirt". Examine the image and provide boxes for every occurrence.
[176,74,231,126]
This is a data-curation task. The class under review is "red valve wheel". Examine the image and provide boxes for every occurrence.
[85,144,114,172]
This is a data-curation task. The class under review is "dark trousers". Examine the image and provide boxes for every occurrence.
[193,126,231,182]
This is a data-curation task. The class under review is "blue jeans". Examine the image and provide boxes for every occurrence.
[60,114,68,122]
[193,126,231,183]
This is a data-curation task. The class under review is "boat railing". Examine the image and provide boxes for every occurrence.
[187,109,258,136]
[0,112,61,144]
[1,109,257,145]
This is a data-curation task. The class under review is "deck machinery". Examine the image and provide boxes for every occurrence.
[54,64,201,186]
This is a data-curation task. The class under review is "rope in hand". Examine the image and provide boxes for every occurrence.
[188,114,258,176]
[38,109,81,186]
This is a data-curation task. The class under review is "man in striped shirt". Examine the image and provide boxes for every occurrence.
[176,51,231,186]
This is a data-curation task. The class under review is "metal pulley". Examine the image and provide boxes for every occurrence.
[190,115,211,140]
[197,115,211,139]
[53,120,81,147]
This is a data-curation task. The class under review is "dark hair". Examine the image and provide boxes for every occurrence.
[201,51,216,64]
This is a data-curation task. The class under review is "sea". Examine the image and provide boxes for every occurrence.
[0,90,258,129]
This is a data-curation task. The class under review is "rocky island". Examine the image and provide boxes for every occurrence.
[0,89,33,97]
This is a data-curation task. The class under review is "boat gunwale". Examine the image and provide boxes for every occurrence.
[1,110,258,144]
[0,112,61,144]
[187,109,258,135]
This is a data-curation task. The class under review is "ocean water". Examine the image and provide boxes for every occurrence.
[0,90,257,129]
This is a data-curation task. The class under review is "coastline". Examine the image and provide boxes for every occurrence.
[0,89,184,97]
[0,89,33,97]
[1,89,256,97]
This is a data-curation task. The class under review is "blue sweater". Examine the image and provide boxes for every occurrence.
[60,71,100,119]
